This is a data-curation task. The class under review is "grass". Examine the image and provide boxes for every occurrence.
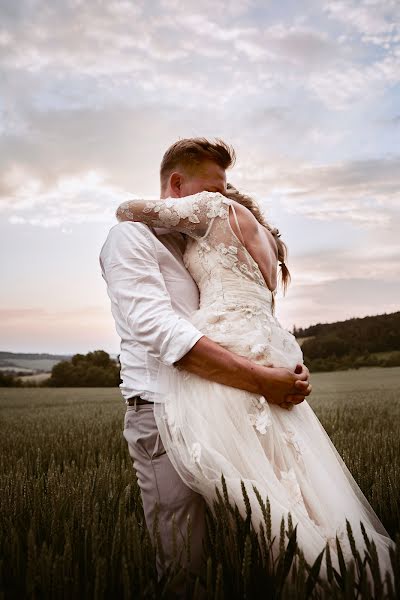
[0,367,399,599]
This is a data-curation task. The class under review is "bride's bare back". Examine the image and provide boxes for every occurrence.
[227,200,278,293]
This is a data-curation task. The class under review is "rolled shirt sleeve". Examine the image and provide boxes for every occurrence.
[100,221,204,366]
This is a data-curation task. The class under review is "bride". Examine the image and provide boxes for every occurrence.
[115,185,395,585]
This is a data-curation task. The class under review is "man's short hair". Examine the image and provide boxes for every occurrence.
[160,137,236,192]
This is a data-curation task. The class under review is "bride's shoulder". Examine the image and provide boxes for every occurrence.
[227,198,259,236]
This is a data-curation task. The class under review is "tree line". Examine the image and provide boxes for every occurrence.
[295,311,400,371]
[48,350,121,387]
[0,351,121,387]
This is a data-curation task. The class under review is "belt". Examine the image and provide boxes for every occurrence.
[127,395,154,406]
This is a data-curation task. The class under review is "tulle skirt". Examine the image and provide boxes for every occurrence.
[152,303,395,585]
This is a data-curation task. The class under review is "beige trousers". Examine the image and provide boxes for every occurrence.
[123,401,207,594]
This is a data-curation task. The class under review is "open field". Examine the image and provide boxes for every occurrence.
[17,372,51,384]
[1,367,399,598]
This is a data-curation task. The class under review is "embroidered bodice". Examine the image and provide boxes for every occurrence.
[117,191,268,295]
[117,191,303,371]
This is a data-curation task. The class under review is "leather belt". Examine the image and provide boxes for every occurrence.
[127,395,154,406]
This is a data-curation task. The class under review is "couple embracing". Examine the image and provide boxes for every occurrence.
[100,138,394,594]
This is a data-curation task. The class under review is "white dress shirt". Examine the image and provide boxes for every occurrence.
[99,221,204,404]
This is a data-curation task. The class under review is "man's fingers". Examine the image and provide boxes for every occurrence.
[294,379,308,389]
[295,363,310,377]
[292,395,305,404]
[284,394,305,404]
[280,401,294,410]
[295,379,312,391]
[294,383,312,396]
[294,369,308,381]
[292,382,312,396]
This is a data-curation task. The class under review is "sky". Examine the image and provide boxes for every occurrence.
[0,0,399,354]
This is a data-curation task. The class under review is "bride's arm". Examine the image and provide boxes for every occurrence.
[115,191,230,237]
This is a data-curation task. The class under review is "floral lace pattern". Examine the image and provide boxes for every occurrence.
[190,442,202,464]
[248,407,272,434]
[116,190,273,296]
[143,198,201,227]
[247,395,272,435]
[117,192,229,236]
[283,428,308,464]
[279,468,313,522]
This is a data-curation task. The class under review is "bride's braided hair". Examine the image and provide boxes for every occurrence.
[223,183,291,300]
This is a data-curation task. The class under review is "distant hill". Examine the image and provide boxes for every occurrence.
[0,352,72,374]
[293,311,400,372]
[0,351,120,387]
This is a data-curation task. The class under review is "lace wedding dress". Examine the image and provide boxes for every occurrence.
[117,191,395,583]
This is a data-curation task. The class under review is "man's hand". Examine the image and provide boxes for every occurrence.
[256,362,311,408]
[279,364,312,410]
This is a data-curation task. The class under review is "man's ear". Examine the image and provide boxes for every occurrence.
[169,172,182,197]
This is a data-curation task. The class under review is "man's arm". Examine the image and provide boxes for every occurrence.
[100,222,203,365]
[175,337,311,405]
[101,222,311,405]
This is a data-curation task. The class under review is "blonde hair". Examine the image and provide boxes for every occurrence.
[224,183,291,312]
[160,137,236,194]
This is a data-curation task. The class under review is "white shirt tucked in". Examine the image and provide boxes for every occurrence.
[99,221,204,404]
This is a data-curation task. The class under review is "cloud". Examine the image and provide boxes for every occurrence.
[276,275,400,329]
[2,146,399,230]
[0,304,117,353]
[236,155,400,228]
[1,170,131,227]
[306,51,400,110]
[288,242,400,287]
[2,0,396,115]
[324,0,400,46]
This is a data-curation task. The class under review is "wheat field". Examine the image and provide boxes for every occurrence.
[1,367,399,598]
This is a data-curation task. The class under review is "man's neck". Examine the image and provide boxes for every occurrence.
[151,226,176,235]
[150,226,187,255]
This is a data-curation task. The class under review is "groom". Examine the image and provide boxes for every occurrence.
[100,137,311,592]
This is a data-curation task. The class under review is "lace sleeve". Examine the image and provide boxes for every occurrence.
[115,191,231,238]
